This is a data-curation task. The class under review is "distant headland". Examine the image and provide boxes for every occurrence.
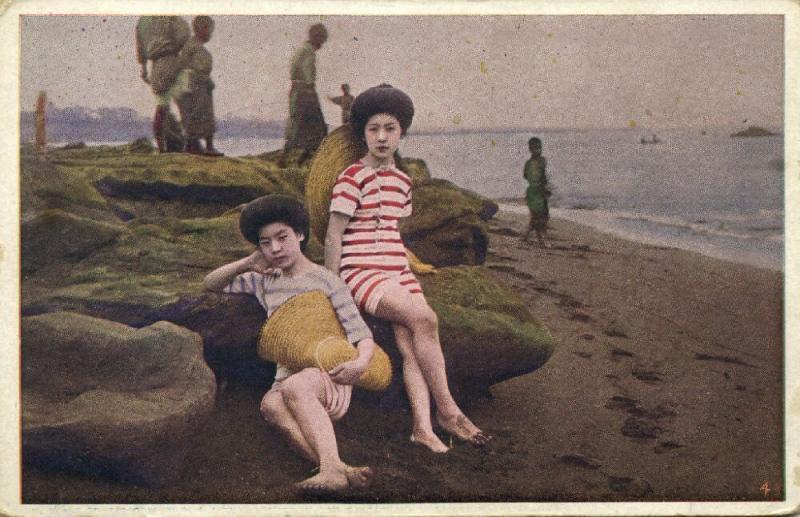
[731,125,778,137]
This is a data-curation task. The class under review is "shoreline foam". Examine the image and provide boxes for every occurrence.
[498,202,783,272]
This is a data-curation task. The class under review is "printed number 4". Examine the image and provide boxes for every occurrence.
[760,482,771,496]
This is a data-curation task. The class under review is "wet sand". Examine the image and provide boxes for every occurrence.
[22,211,784,504]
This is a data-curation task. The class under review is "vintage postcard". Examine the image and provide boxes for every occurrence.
[2,0,798,515]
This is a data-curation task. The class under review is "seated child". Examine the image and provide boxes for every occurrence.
[177,16,222,156]
[203,194,375,494]
[324,84,491,453]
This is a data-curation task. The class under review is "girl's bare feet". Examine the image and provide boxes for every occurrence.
[295,470,349,495]
[344,465,374,489]
[436,412,492,446]
[295,464,374,495]
[410,431,450,453]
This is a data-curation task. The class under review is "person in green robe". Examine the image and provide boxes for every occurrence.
[282,23,329,162]
[522,137,552,247]
[176,16,222,156]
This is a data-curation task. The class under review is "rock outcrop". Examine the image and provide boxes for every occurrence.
[22,312,216,486]
[22,139,553,438]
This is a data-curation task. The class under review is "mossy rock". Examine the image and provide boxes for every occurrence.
[19,143,554,398]
[21,155,116,222]
[423,266,552,393]
[46,150,304,219]
[430,302,553,393]
[400,180,497,266]
[22,209,126,275]
[419,266,533,320]
[22,212,252,325]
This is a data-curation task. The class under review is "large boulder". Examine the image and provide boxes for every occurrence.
[154,291,275,386]
[22,312,217,487]
[150,266,553,400]
[401,179,499,266]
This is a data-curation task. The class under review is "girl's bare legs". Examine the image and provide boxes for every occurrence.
[261,390,317,462]
[392,323,449,453]
[261,369,373,492]
[375,284,491,446]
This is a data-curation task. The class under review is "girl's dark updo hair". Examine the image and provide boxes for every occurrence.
[239,195,310,251]
[349,83,414,140]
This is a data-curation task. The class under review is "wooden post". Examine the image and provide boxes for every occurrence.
[35,91,47,155]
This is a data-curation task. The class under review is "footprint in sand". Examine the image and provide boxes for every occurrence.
[611,347,634,359]
[569,311,593,322]
[654,441,683,454]
[607,476,653,497]
[631,368,662,383]
[621,417,663,440]
[559,453,601,470]
[694,352,754,368]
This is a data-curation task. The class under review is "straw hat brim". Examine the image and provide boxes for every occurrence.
[305,125,366,245]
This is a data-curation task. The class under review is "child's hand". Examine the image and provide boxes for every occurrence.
[328,358,368,385]
[246,250,277,276]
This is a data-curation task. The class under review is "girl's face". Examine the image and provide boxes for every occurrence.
[257,222,304,272]
[364,113,402,164]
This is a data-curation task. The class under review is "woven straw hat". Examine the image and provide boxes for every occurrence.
[257,290,392,391]
[305,124,366,244]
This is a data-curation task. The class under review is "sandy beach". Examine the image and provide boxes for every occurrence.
[22,211,784,504]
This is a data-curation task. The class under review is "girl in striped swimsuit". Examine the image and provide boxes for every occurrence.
[325,84,491,452]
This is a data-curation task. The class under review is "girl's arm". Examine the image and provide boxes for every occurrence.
[203,250,270,292]
[324,212,350,274]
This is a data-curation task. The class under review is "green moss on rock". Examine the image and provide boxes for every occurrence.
[430,301,553,389]
[420,266,534,321]
[22,209,126,274]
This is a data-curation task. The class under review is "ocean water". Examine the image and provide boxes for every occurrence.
[402,128,784,272]
[60,127,784,271]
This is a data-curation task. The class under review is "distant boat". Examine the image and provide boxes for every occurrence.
[640,134,661,145]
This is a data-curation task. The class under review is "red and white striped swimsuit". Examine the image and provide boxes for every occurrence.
[329,160,423,313]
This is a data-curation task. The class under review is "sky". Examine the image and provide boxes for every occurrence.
[19,14,784,130]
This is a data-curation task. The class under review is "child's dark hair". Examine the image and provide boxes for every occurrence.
[239,195,310,251]
[349,83,414,140]
[528,137,542,152]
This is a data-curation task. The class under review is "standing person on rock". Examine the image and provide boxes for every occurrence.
[135,16,191,153]
[324,84,492,453]
[176,16,222,156]
[282,23,329,164]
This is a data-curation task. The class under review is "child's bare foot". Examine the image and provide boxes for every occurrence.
[294,470,349,495]
[344,465,374,489]
[436,412,492,446]
[410,431,450,453]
